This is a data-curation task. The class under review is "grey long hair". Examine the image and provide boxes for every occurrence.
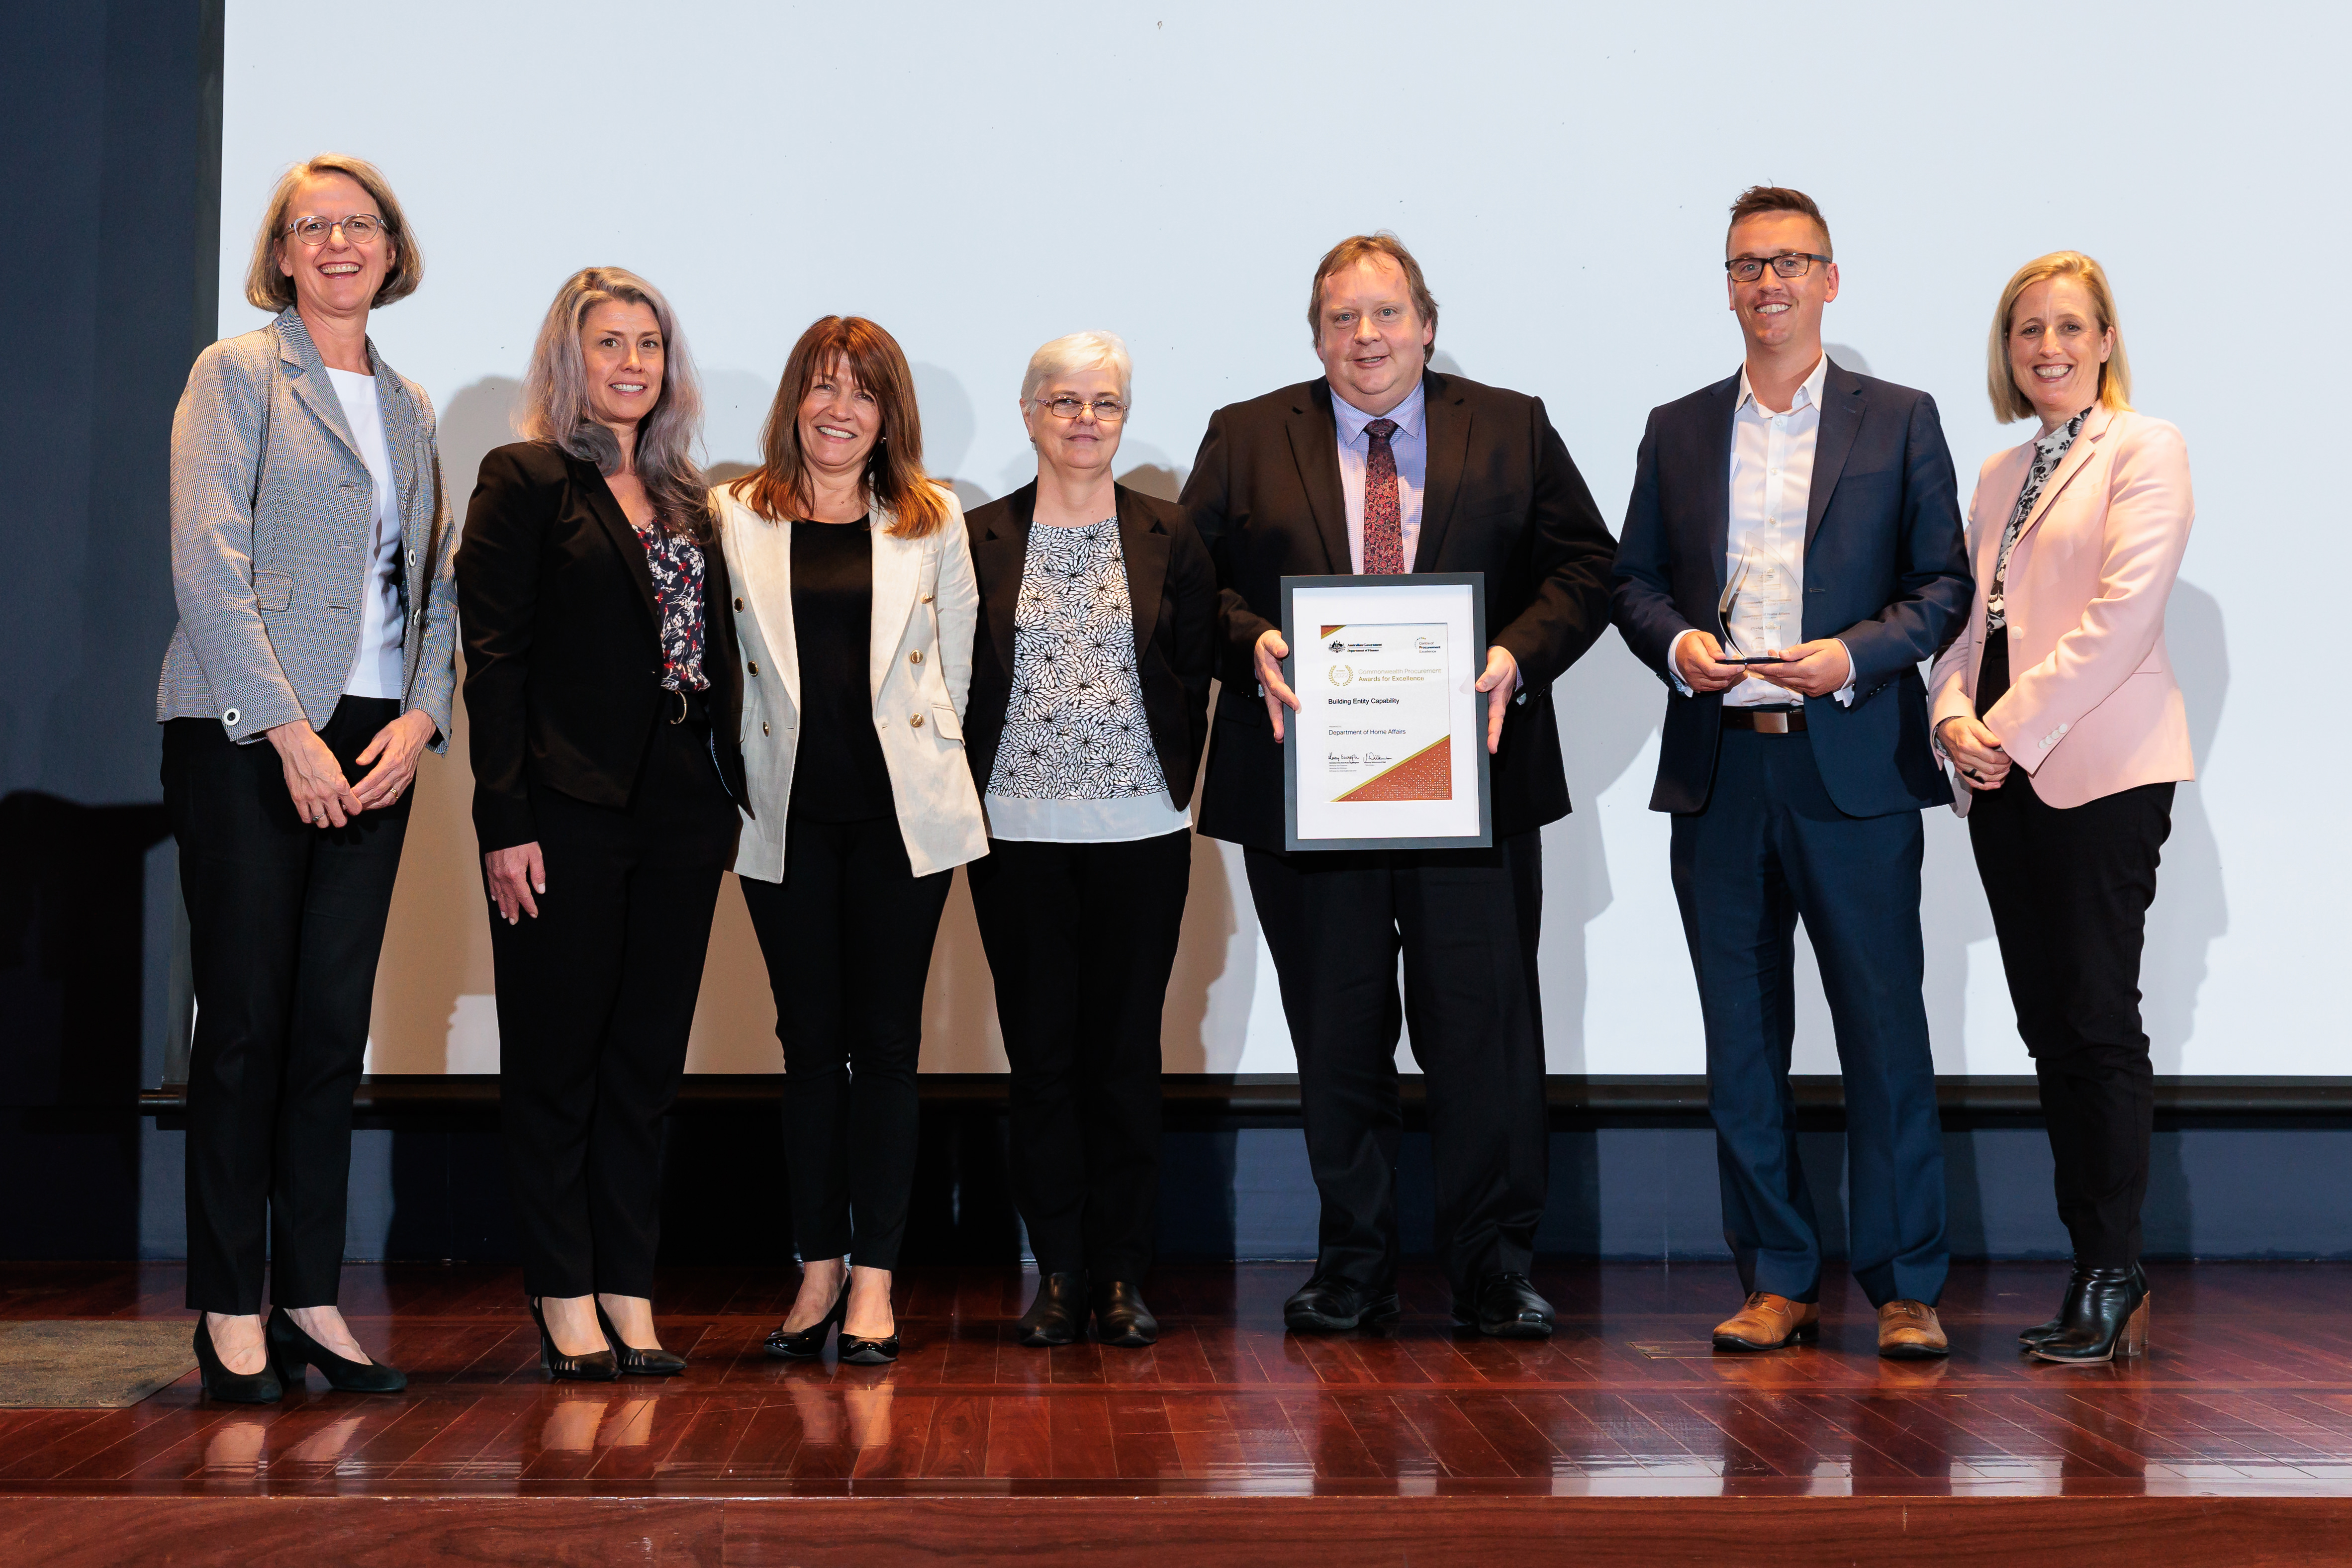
[519,266,712,541]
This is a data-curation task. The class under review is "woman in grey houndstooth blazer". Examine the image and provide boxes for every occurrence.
[156,154,456,1403]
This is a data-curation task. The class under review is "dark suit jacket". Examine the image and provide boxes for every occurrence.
[455,441,748,852]
[963,481,1217,809]
[1179,371,1617,851]
[1610,360,1970,818]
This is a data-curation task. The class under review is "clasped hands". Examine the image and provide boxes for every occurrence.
[1935,714,2012,791]
[1672,631,1852,698]
[265,710,436,829]
[1254,629,1518,753]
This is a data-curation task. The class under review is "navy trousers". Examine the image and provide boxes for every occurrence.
[1669,726,1947,1308]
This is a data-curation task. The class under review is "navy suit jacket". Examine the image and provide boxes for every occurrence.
[1611,360,1970,818]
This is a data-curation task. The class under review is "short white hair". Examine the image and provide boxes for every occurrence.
[1021,330,1132,406]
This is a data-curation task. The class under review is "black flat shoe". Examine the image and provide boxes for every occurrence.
[266,1307,406,1393]
[2033,1265,2151,1364]
[193,1317,282,1404]
[1454,1273,1556,1339]
[2019,1262,2146,1348]
[595,1302,686,1377]
[839,1332,900,1366]
[1092,1281,1158,1348]
[764,1285,848,1361]
[1018,1272,1088,1348]
[529,1297,619,1382]
[1282,1274,1400,1334]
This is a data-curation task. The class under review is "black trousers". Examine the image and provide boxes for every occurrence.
[491,714,736,1299]
[1243,832,1548,1295]
[967,830,1192,1282]
[164,697,410,1314]
[740,815,952,1273]
[1968,770,2173,1268]
[1671,729,1947,1309]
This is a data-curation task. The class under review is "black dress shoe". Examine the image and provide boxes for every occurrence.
[529,1297,619,1382]
[1017,1272,1088,1348]
[596,1302,686,1377]
[839,1331,900,1366]
[763,1286,848,1361]
[2019,1262,2146,1348]
[1282,1274,1400,1333]
[193,1317,282,1404]
[266,1306,407,1393]
[2033,1265,2151,1364]
[1453,1273,1555,1339]
[1092,1281,1158,1348]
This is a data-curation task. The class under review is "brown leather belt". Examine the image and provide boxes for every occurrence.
[1721,706,1806,734]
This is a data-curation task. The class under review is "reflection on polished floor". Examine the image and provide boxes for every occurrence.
[5,1262,2352,1563]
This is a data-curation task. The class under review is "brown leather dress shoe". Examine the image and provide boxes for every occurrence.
[1876,1299,1949,1359]
[1712,1292,1820,1352]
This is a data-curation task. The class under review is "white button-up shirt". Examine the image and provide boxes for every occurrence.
[1669,354,1854,708]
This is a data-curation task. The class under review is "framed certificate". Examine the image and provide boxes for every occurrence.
[1280,573,1492,851]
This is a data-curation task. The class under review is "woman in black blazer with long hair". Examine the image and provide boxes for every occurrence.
[456,267,746,1380]
[962,332,1215,1349]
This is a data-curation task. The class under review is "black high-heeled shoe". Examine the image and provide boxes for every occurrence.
[267,1306,407,1393]
[529,1297,619,1382]
[2019,1262,2147,1349]
[595,1301,686,1377]
[193,1316,282,1404]
[838,1328,901,1366]
[764,1285,848,1360]
[2033,1266,2151,1364]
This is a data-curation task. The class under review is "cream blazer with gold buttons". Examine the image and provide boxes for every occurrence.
[714,481,987,879]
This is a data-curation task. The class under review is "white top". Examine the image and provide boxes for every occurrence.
[1331,377,1428,572]
[324,367,405,699]
[1667,354,1854,709]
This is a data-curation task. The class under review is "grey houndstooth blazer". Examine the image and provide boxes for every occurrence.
[156,307,458,748]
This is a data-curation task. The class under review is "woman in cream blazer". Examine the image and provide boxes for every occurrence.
[715,316,985,1366]
[1929,252,2193,1367]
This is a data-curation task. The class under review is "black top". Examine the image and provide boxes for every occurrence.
[964,482,1216,809]
[454,441,747,853]
[1178,371,1618,851]
[788,518,894,822]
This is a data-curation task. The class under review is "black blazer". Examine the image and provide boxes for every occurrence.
[963,481,1217,809]
[1610,361,1971,818]
[455,441,748,852]
[1178,371,1618,851]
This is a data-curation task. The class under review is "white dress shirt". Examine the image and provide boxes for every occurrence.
[324,367,405,699]
[1332,377,1427,573]
[1668,354,1854,708]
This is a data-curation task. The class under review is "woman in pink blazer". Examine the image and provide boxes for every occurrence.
[1929,252,2193,1366]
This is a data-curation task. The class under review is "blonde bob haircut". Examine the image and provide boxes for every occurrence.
[1987,251,2133,424]
[1021,331,1133,407]
[242,153,423,313]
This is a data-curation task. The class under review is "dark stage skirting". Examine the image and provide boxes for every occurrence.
[5,1262,2352,1565]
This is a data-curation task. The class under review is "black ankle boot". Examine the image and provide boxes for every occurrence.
[2032,1265,2150,1364]
[2019,1262,2146,1349]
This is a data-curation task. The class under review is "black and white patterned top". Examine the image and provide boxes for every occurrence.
[1986,409,2087,633]
[635,522,709,692]
[987,518,1168,804]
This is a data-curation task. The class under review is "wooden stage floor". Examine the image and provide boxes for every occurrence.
[5,1261,2352,1565]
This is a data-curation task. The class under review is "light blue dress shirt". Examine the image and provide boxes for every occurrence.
[1331,377,1428,573]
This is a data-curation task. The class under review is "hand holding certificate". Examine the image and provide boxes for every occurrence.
[1279,574,1493,851]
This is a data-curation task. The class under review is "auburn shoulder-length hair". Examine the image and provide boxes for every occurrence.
[1987,251,2134,424]
[732,316,951,539]
[519,267,713,542]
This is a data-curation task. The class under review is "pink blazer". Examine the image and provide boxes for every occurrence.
[1928,406,2195,815]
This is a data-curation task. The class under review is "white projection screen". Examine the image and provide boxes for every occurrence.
[214,0,2345,1079]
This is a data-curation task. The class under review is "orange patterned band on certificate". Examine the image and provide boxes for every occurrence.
[1334,735,1453,803]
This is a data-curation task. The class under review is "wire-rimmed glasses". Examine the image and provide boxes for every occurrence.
[1032,395,1129,423]
[285,214,385,247]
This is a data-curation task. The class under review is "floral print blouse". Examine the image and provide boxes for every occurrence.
[1986,408,2087,634]
[635,521,709,692]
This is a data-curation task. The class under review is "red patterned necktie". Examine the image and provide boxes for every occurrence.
[1362,417,1405,574]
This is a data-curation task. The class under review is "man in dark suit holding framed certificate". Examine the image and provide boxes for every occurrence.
[1612,187,1971,1359]
[1181,234,1616,1336]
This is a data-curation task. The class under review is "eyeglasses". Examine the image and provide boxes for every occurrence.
[1725,252,1829,282]
[285,214,385,247]
[1033,396,1128,423]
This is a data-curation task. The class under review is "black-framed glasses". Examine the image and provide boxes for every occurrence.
[1725,252,1829,282]
[285,214,385,247]
[1033,395,1128,423]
